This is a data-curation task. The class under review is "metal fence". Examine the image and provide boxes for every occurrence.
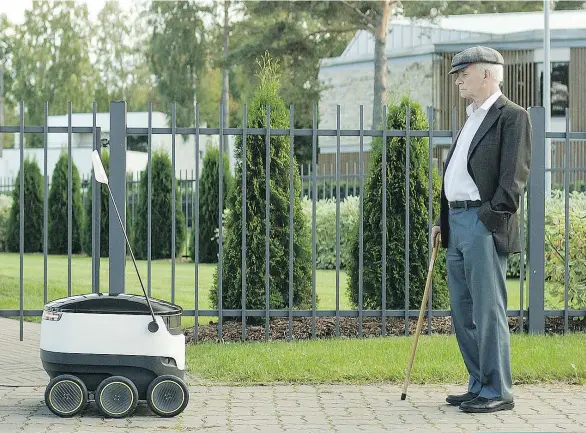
[1,101,586,342]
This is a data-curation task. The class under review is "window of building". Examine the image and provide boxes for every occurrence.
[127,135,148,152]
[538,62,569,116]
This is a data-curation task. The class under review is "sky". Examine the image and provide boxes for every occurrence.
[0,0,135,24]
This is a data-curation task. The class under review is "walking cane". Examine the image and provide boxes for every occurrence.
[401,234,440,400]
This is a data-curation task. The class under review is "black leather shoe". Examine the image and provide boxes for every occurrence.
[445,392,478,406]
[459,396,514,413]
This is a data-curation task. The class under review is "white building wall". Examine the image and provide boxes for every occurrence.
[0,147,148,180]
[3,111,221,180]
[318,54,434,154]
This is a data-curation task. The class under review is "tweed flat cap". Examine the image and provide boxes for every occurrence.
[449,46,504,74]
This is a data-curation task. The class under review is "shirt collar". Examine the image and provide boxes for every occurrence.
[466,90,502,116]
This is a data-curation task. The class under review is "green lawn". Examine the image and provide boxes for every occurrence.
[1,252,526,328]
[1,253,582,386]
[0,252,355,328]
[186,333,586,385]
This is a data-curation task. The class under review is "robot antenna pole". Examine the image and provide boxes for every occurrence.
[106,185,159,332]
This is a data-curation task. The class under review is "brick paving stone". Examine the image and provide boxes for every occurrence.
[2,318,586,433]
[76,430,128,433]
[45,426,80,433]
[1,424,25,433]
[2,414,32,424]
[556,423,586,431]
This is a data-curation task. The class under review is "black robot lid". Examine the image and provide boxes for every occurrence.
[43,293,182,316]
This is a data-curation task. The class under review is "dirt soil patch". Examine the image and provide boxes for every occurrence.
[184,316,585,343]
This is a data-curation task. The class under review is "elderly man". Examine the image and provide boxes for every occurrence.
[431,46,531,413]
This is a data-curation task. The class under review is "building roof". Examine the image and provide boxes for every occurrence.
[323,9,586,66]
[429,9,586,34]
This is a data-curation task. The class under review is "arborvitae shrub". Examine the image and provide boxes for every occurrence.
[133,151,185,259]
[48,152,83,254]
[210,55,313,320]
[7,157,44,253]
[347,96,449,311]
[189,146,232,263]
[82,151,138,258]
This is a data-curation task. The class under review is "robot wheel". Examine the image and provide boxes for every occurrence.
[95,376,139,418]
[44,374,88,418]
[147,375,189,417]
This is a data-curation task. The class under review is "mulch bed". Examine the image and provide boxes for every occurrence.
[184,316,585,343]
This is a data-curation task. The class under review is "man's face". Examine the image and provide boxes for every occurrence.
[454,64,486,100]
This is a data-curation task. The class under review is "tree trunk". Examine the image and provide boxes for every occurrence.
[372,0,392,129]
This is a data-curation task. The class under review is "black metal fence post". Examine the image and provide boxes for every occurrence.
[109,101,127,294]
[528,106,546,333]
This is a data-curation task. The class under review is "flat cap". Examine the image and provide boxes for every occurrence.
[449,46,504,74]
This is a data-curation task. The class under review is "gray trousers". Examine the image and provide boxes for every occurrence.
[447,207,512,400]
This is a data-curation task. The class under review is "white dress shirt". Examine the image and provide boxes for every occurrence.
[444,90,502,202]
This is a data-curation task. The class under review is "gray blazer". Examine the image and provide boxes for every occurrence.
[437,95,532,254]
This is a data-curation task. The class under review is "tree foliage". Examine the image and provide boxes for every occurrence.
[83,151,110,257]
[211,55,313,318]
[6,158,44,253]
[3,0,581,143]
[93,1,162,112]
[48,152,83,254]
[222,1,353,164]
[347,96,449,311]
[147,0,210,127]
[189,146,233,263]
[133,151,186,260]
[7,1,95,147]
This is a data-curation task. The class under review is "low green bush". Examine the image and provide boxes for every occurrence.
[544,190,586,311]
[0,195,12,252]
[301,196,358,270]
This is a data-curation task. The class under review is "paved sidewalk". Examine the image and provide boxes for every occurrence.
[1,318,585,433]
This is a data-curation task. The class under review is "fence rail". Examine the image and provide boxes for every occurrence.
[1,101,586,342]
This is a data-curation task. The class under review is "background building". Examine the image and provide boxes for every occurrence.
[1,111,219,180]
[318,9,586,185]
